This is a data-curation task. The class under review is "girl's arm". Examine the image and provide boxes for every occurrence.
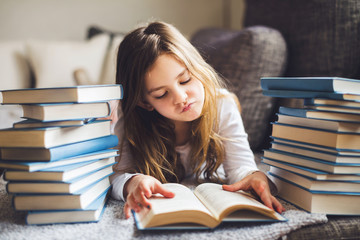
[217,90,284,213]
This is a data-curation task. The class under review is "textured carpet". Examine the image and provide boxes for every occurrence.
[0,178,328,240]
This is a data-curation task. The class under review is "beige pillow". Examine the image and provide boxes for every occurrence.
[26,34,110,88]
[0,42,31,90]
[100,35,124,84]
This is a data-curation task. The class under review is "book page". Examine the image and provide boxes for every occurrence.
[194,183,277,221]
[137,183,217,228]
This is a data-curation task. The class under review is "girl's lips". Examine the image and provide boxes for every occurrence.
[182,103,192,113]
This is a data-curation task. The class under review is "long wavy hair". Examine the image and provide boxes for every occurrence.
[116,21,226,183]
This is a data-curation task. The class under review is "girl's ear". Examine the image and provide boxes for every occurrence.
[138,100,154,111]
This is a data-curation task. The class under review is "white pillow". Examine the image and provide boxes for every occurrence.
[26,34,110,88]
[100,35,124,84]
[0,42,31,90]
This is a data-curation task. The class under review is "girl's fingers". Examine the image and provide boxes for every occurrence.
[153,183,175,198]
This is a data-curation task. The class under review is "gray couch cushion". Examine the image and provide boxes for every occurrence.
[191,26,287,150]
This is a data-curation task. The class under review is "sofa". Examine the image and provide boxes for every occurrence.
[191,0,360,238]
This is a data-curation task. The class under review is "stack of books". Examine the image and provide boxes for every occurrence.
[261,77,360,215]
[0,84,122,225]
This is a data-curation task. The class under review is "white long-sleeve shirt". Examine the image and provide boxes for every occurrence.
[110,89,259,201]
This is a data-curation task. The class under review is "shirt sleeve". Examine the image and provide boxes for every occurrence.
[217,91,259,184]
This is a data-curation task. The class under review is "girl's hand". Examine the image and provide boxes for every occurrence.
[222,171,285,213]
[123,175,175,219]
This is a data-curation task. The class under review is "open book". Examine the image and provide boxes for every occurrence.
[133,183,286,230]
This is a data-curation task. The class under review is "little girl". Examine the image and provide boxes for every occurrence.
[110,21,284,219]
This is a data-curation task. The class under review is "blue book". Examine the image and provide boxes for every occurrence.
[6,164,114,194]
[4,157,116,181]
[0,134,118,161]
[270,136,360,154]
[25,188,110,225]
[263,149,360,174]
[268,172,360,215]
[13,119,90,128]
[0,120,111,148]
[262,157,360,181]
[261,77,360,95]
[262,89,360,101]
[0,149,118,172]
[0,84,123,104]
[12,177,111,211]
[268,165,360,193]
[271,122,360,150]
[270,139,360,164]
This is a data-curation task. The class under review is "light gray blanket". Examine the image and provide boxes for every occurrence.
[0,178,327,240]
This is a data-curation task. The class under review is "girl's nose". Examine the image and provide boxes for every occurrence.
[173,88,187,105]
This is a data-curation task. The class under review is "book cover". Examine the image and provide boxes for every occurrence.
[25,189,109,225]
[0,135,118,161]
[21,102,111,121]
[262,89,360,101]
[4,157,115,181]
[304,98,360,108]
[0,120,111,148]
[0,149,118,172]
[13,119,90,128]
[262,157,360,181]
[0,84,123,104]
[12,177,111,211]
[271,122,360,150]
[261,77,360,95]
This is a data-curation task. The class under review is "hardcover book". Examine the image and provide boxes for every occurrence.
[262,157,360,182]
[0,84,123,104]
[21,102,111,121]
[12,177,111,211]
[0,149,118,172]
[0,135,118,161]
[26,189,109,225]
[262,89,360,101]
[271,122,360,150]
[261,77,360,95]
[13,119,90,128]
[4,157,115,181]
[132,183,286,230]
[269,173,360,215]
[0,120,111,148]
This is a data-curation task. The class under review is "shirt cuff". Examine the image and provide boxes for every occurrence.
[110,172,142,201]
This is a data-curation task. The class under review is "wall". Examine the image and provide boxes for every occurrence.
[0,0,245,41]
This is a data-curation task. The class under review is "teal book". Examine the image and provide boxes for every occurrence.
[261,77,360,95]
[269,166,360,193]
[6,164,114,194]
[262,89,360,101]
[263,149,360,174]
[262,157,360,182]
[3,156,116,181]
[25,188,109,225]
[303,98,360,108]
[12,176,111,211]
[0,84,123,104]
[0,134,118,161]
[13,119,90,128]
[268,172,360,215]
[0,149,118,172]
[0,120,111,148]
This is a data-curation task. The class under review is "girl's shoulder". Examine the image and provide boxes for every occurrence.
[217,88,241,113]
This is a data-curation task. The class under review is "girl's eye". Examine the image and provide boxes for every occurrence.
[180,77,192,85]
[154,92,167,99]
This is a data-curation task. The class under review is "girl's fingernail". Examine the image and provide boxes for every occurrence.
[147,205,151,209]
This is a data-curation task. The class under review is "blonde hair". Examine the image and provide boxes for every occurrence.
[116,21,226,183]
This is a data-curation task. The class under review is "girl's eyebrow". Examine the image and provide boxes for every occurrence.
[148,69,187,94]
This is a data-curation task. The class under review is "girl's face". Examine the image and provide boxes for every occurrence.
[141,54,205,124]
